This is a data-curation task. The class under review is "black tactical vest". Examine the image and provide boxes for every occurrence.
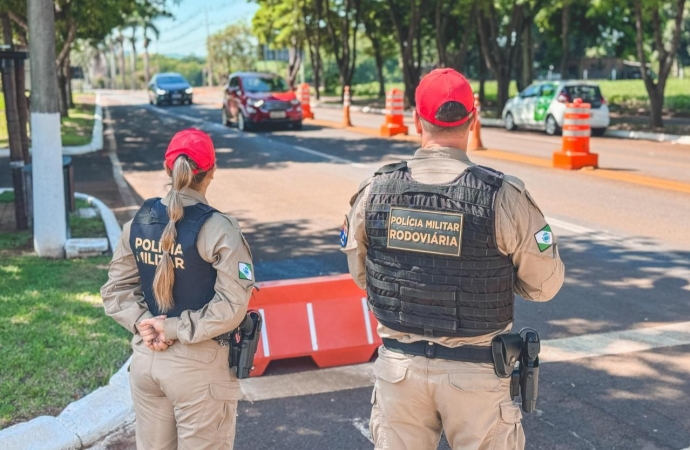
[130,198,218,318]
[364,162,515,337]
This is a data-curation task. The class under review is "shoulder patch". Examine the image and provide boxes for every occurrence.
[504,175,525,193]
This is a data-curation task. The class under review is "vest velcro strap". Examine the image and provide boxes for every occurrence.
[367,277,399,293]
[402,301,457,318]
[365,219,389,229]
[457,305,514,318]
[461,317,513,330]
[372,182,494,207]
[368,203,391,212]
[369,237,390,247]
[400,286,456,301]
[368,292,401,308]
[400,312,457,333]
[370,305,401,323]
[369,249,511,271]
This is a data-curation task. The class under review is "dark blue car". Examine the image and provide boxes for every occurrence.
[148,72,193,106]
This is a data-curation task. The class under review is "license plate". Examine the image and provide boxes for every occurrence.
[269,111,287,119]
[172,94,182,99]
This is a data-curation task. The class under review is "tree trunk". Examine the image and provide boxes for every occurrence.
[649,88,664,128]
[560,0,570,78]
[119,40,126,89]
[521,15,533,88]
[496,68,511,113]
[0,12,29,230]
[287,44,302,89]
[109,46,117,89]
[65,54,73,108]
[15,59,30,163]
[144,38,151,86]
[130,38,137,90]
[57,65,68,117]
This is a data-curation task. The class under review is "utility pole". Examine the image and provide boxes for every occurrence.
[28,0,66,257]
[205,7,213,87]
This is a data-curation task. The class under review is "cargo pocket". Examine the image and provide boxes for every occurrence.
[171,342,219,364]
[490,401,524,450]
[373,357,407,384]
[195,380,243,440]
[448,370,504,392]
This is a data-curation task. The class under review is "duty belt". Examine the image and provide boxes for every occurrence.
[382,338,493,363]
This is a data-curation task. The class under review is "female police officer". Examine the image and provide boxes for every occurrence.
[101,128,254,450]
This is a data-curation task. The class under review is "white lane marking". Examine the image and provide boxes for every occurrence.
[546,217,594,235]
[352,417,374,443]
[258,308,270,357]
[103,105,138,218]
[146,103,368,168]
[541,321,690,363]
[361,297,374,345]
[240,362,374,402]
[306,303,319,351]
[239,320,690,402]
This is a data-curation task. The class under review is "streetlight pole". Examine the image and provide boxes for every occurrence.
[28,0,66,257]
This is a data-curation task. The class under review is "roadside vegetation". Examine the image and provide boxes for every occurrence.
[0,193,127,429]
[0,93,95,148]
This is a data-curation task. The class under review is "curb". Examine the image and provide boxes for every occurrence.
[314,102,690,145]
[0,189,120,253]
[0,189,132,450]
[0,92,103,158]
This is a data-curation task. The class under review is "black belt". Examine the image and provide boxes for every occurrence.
[382,338,494,363]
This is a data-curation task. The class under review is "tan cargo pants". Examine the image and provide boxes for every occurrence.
[370,346,525,450]
[129,335,242,450]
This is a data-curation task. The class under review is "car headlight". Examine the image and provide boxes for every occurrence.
[290,99,300,105]
[185,87,193,94]
[156,89,166,95]
[250,99,265,108]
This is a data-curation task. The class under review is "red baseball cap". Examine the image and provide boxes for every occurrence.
[165,128,216,174]
[415,69,475,127]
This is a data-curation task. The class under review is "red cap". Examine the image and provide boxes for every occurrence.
[415,68,475,127]
[165,128,216,174]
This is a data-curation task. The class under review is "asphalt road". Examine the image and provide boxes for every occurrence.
[14,90,689,450]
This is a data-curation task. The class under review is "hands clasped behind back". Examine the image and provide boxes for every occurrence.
[137,315,176,351]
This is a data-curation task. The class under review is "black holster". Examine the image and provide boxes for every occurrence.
[215,310,263,379]
[491,329,541,413]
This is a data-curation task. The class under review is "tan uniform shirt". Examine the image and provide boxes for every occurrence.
[342,147,565,347]
[101,188,255,344]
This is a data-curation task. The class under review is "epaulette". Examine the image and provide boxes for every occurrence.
[374,161,408,175]
[350,177,372,206]
[468,165,504,187]
[503,175,525,193]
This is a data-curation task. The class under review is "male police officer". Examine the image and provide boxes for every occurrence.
[341,69,565,450]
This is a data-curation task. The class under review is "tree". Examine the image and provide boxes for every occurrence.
[434,0,475,72]
[633,0,687,128]
[300,0,327,99]
[361,0,396,97]
[476,1,526,110]
[384,0,424,106]
[207,23,257,84]
[253,0,305,88]
[323,0,363,93]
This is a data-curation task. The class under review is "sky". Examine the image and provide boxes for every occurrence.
[152,0,259,57]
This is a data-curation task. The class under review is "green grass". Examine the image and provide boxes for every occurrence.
[0,231,130,429]
[0,191,14,203]
[0,94,95,148]
[342,78,690,114]
[70,199,107,239]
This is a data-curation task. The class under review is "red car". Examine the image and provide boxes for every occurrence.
[221,72,303,131]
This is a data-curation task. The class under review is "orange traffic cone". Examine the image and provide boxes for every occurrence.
[552,98,598,169]
[343,86,352,127]
[468,93,486,151]
[379,88,408,137]
[300,83,314,120]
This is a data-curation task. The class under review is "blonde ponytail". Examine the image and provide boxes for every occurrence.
[152,156,195,312]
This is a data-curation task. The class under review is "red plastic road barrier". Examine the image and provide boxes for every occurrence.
[552,98,599,169]
[343,86,353,127]
[468,93,486,151]
[248,274,380,377]
[299,83,314,120]
[379,88,408,137]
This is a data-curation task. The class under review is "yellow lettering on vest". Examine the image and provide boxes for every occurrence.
[389,229,397,239]
[426,220,434,228]
[142,239,151,251]
[439,235,447,245]
[151,239,160,253]
[175,244,183,256]
[134,237,142,249]
[430,233,439,245]
[450,237,459,247]
[454,223,460,232]
[175,257,185,269]
[412,232,420,242]
[403,231,412,241]
[396,230,404,240]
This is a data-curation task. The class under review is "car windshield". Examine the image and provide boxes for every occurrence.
[565,85,602,107]
[243,76,289,93]
[157,76,187,85]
